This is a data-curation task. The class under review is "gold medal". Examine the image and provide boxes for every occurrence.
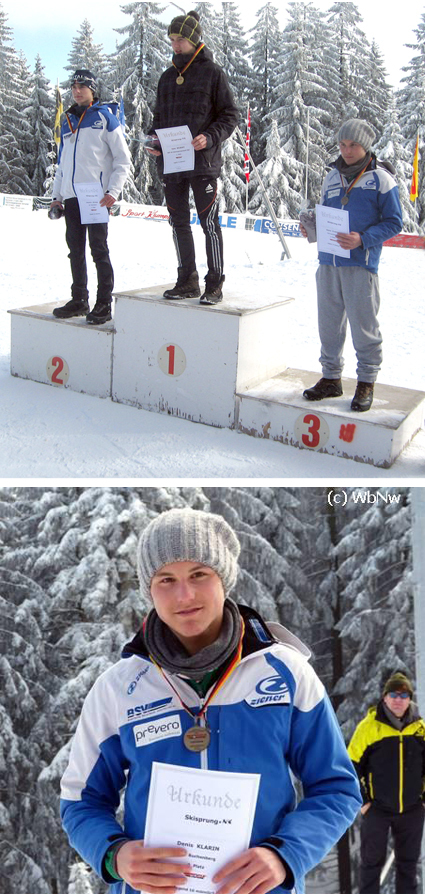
[341,196,349,205]
[176,75,184,85]
[184,725,211,752]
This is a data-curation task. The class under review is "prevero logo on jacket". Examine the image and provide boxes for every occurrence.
[134,715,182,747]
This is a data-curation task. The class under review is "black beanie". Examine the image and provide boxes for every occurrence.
[168,10,202,46]
[71,69,97,93]
[383,671,413,697]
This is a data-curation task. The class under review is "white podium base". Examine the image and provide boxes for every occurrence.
[8,301,114,398]
[236,368,425,468]
[112,284,293,428]
[7,297,425,468]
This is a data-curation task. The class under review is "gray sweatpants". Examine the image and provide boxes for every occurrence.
[316,264,382,383]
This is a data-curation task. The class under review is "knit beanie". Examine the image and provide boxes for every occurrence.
[71,69,97,94]
[168,10,202,46]
[137,508,240,599]
[383,671,413,697]
[338,118,376,152]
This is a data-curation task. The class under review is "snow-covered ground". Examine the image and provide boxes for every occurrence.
[1,206,424,480]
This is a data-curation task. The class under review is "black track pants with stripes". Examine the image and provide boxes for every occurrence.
[163,176,223,277]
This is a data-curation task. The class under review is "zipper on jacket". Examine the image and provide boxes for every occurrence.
[399,736,404,813]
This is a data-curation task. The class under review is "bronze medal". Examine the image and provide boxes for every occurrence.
[341,196,349,205]
[176,75,184,85]
[184,725,211,752]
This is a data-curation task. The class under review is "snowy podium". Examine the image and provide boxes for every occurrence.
[8,294,425,468]
[8,302,114,399]
[236,368,425,468]
[111,284,293,427]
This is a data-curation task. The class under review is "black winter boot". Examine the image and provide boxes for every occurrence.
[86,300,112,325]
[200,273,225,305]
[351,381,374,412]
[163,269,200,299]
[303,377,343,400]
[53,297,90,319]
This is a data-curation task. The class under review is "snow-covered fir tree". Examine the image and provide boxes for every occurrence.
[61,19,110,106]
[374,100,417,232]
[27,55,55,196]
[218,136,247,213]
[248,118,302,218]
[0,5,33,194]
[215,1,252,110]
[267,2,329,208]
[111,2,169,203]
[247,2,282,164]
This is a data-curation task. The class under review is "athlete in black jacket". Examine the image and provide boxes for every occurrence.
[149,10,239,305]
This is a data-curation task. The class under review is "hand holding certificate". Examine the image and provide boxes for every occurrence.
[155,126,195,174]
[143,763,260,894]
[315,203,350,258]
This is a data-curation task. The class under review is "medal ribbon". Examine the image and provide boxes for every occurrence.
[148,618,245,726]
[66,103,93,135]
[172,43,205,79]
[340,160,370,203]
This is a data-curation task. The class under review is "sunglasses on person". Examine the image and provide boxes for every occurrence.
[388,691,410,699]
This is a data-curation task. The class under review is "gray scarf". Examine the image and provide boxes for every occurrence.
[144,597,242,679]
[335,151,372,181]
[382,701,416,731]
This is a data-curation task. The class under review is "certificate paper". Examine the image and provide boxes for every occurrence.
[316,203,350,258]
[155,126,195,174]
[74,182,109,224]
[143,763,260,894]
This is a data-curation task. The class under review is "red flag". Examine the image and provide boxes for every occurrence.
[244,105,251,183]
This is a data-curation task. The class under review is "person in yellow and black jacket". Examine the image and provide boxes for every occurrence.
[348,671,425,894]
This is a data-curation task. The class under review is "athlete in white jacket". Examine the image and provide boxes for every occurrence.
[50,69,131,325]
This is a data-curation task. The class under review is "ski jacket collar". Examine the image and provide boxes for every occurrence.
[65,99,119,118]
[122,603,311,663]
[330,152,396,178]
[171,44,213,70]
[375,698,421,730]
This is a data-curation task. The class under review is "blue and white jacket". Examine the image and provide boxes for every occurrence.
[52,101,131,204]
[318,156,403,273]
[60,606,361,894]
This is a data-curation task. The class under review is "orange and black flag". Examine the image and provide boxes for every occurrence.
[410,134,419,202]
[54,84,63,152]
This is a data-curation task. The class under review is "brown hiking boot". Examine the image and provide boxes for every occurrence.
[303,377,343,401]
[163,270,200,299]
[351,381,374,412]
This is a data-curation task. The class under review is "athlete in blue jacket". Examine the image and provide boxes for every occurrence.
[50,70,131,324]
[60,508,361,894]
[301,118,403,411]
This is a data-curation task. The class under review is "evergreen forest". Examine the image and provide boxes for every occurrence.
[0,2,424,229]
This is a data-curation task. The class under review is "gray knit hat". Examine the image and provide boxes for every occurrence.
[338,118,376,152]
[137,508,240,598]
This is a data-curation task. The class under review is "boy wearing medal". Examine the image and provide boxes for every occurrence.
[301,118,402,411]
[60,507,361,894]
[148,11,239,305]
[50,70,131,324]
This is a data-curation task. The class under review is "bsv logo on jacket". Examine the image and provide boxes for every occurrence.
[91,120,103,128]
[134,714,182,747]
[245,675,291,707]
[363,178,376,189]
